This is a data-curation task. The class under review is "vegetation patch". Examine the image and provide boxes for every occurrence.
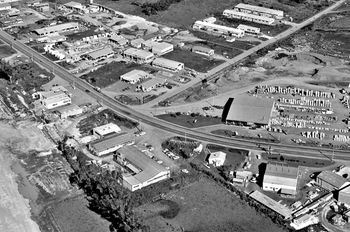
[262,152,333,167]
[161,136,200,159]
[156,112,222,128]
[77,109,138,135]
[0,45,16,59]
[158,200,180,219]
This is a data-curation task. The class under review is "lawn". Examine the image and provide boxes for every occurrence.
[81,61,154,88]
[156,113,222,128]
[0,45,16,59]
[135,177,285,232]
[162,48,225,72]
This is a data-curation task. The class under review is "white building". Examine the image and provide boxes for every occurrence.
[223,10,275,25]
[34,22,80,36]
[263,162,298,195]
[117,146,170,192]
[234,3,284,19]
[208,151,226,167]
[56,104,83,119]
[130,38,145,48]
[142,41,174,56]
[137,77,166,92]
[152,57,184,72]
[193,20,245,37]
[83,47,114,62]
[203,17,216,24]
[192,45,214,56]
[93,123,121,138]
[237,24,260,34]
[123,48,154,64]
[40,91,71,109]
[89,133,134,156]
[120,70,152,84]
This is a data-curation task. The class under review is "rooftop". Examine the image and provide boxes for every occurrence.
[151,42,173,51]
[224,96,275,125]
[235,3,284,16]
[121,69,150,81]
[56,104,81,113]
[223,10,276,23]
[152,57,184,68]
[90,133,133,153]
[192,45,214,53]
[93,123,121,136]
[194,20,245,33]
[209,151,226,160]
[34,22,79,35]
[118,146,168,184]
[87,47,114,60]
[265,162,298,179]
[317,171,348,189]
[124,48,154,59]
[237,24,260,31]
[64,1,83,9]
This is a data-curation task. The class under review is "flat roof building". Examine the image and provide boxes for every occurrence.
[130,38,145,48]
[120,70,152,84]
[137,77,166,92]
[40,91,71,109]
[34,22,79,36]
[234,3,284,19]
[192,45,214,56]
[222,96,275,127]
[56,104,82,119]
[193,20,245,37]
[123,48,154,64]
[263,162,299,195]
[88,133,134,156]
[142,41,174,56]
[152,57,184,72]
[84,47,114,62]
[316,171,349,191]
[117,146,170,192]
[223,10,275,25]
[237,24,261,34]
[93,123,121,138]
[208,151,226,167]
[109,35,128,46]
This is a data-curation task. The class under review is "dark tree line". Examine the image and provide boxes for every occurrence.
[60,143,149,232]
[141,0,183,15]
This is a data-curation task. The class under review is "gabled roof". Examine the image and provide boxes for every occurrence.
[318,171,348,189]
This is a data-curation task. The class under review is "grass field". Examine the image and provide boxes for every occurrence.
[202,144,247,168]
[136,177,285,232]
[0,45,16,59]
[156,113,222,128]
[81,61,154,88]
[163,49,225,72]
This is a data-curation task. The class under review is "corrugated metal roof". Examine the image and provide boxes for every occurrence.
[250,191,291,218]
[152,57,183,69]
[90,133,132,153]
[223,10,275,23]
[317,171,348,189]
[235,3,284,16]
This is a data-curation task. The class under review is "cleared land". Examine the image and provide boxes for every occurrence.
[163,48,225,72]
[136,177,285,232]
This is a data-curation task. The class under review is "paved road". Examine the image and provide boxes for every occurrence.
[140,0,346,108]
[1,0,349,160]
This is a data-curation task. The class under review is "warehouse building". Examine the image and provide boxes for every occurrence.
[137,77,166,92]
[123,48,154,64]
[93,123,121,138]
[234,3,284,19]
[56,104,82,119]
[193,20,245,37]
[142,41,174,56]
[83,47,114,62]
[337,184,350,206]
[237,24,260,35]
[223,10,275,25]
[34,22,79,36]
[116,146,170,192]
[40,91,71,109]
[88,133,134,156]
[152,57,184,72]
[316,171,349,191]
[120,70,152,84]
[192,45,214,56]
[222,96,275,127]
[208,151,226,167]
[263,162,299,195]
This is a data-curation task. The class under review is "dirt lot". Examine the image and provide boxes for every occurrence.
[0,45,16,59]
[135,177,285,232]
[163,48,225,72]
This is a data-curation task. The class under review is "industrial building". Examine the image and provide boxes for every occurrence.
[142,41,174,56]
[137,77,166,92]
[237,24,261,35]
[123,48,154,64]
[337,184,350,206]
[222,96,275,127]
[193,20,245,37]
[116,146,170,192]
[223,10,275,25]
[208,151,226,167]
[120,70,152,84]
[263,162,299,195]
[88,133,134,156]
[56,104,82,119]
[39,91,71,109]
[93,123,121,138]
[152,57,184,72]
[83,47,114,62]
[192,45,214,56]
[34,22,80,36]
[234,3,284,19]
[109,35,128,46]
[316,171,349,191]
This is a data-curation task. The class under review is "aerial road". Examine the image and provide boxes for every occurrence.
[0,0,349,161]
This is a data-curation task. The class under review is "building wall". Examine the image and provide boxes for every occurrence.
[316,178,337,191]
[124,170,170,192]
[223,10,274,25]
[43,98,71,109]
[263,182,296,192]
[339,192,350,206]
[90,144,123,156]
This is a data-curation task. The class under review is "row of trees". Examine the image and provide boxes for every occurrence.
[141,0,183,15]
[60,143,148,232]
